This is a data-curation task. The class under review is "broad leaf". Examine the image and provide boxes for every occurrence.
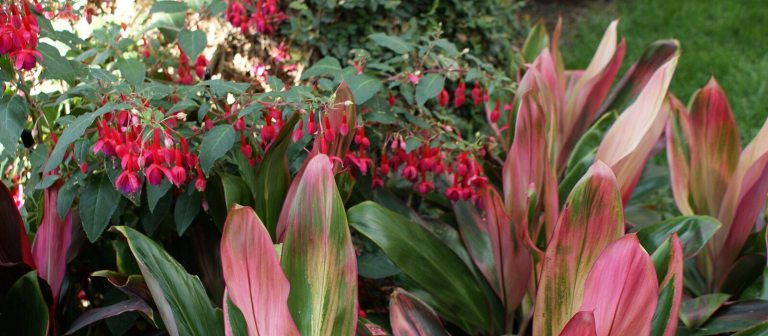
[679,293,730,330]
[650,234,684,336]
[178,29,207,60]
[279,154,357,335]
[0,95,28,161]
[301,57,342,79]
[79,173,121,242]
[114,226,223,336]
[199,124,236,174]
[31,180,73,303]
[560,311,597,336]
[521,22,549,64]
[63,296,153,336]
[345,74,381,105]
[600,39,680,114]
[116,58,146,86]
[389,288,449,336]
[415,74,445,106]
[253,113,300,239]
[579,234,659,336]
[637,216,721,258]
[533,161,624,336]
[349,201,493,333]
[596,56,678,203]
[221,205,298,335]
[0,271,49,335]
[368,33,412,54]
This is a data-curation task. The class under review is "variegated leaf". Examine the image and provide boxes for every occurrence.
[389,288,449,336]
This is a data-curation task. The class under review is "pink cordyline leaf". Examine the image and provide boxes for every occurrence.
[278,154,358,335]
[659,234,684,336]
[560,311,597,336]
[220,205,299,336]
[665,95,694,215]
[389,288,449,336]
[560,20,625,167]
[481,186,531,328]
[596,55,679,204]
[714,116,768,281]
[686,78,742,216]
[453,199,501,298]
[533,161,624,336]
[504,59,559,242]
[579,234,659,336]
[31,180,73,304]
[0,181,34,269]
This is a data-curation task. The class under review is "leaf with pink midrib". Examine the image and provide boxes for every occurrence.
[32,180,72,303]
[221,205,299,336]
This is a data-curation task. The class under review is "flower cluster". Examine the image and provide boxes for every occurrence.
[175,45,208,85]
[93,103,205,194]
[0,1,41,70]
[373,139,487,200]
[225,0,285,35]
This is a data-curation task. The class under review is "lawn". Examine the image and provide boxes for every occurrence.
[558,0,768,140]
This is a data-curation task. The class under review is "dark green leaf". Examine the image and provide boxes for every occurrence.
[146,181,172,213]
[0,271,48,335]
[114,226,223,336]
[174,189,201,235]
[199,125,235,174]
[301,57,341,79]
[348,201,492,333]
[637,216,721,258]
[344,74,382,105]
[0,95,28,160]
[79,174,121,242]
[679,293,730,329]
[368,33,412,54]
[415,74,445,106]
[178,29,207,60]
[116,58,146,86]
[150,1,189,14]
[38,42,86,85]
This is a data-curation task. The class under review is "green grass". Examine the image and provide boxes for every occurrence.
[560,0,768,141]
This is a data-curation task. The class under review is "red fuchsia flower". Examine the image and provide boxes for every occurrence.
[438,88,449,107]
[145,163,166,185]
[141,37,151,58]
[372,176,384,189]
[194,167,206,192]
[11,48,40,70]
[116,170,141,194]
[307,111,317,134]
[388,92,396,107]
[11,183,24,209]
[339,115,349,136]
[401,164,418,182]
[293,119,304,142]
[79,162,89,175]
[240,133,253,158]
[85,7,93,24]
[454,81,466,107]
[471,81,483,106]
[445,186,461,202]
[167,148,187,187]
[490,99,501,124]
[195,55,208,78]
[235,117,246,131]
[416,180,435,195]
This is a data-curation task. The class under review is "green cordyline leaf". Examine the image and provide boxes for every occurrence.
[577,234,659,335]
[348,201,494,333]
[533,161,624,336]
[0,271,49,335]
[650,234,684,336]
[521,21,550,64]
[637,215,721,259]
[278,154,357,335]
[389,288,449,336]
[679,293,731,330]
[596,55,678,204]
[220,205,298,335]
[113,226,223,336]
[254,112,300,239]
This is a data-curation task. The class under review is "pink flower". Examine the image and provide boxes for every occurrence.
[116,171,141,194]
[145,163,166,185]
[438,89,449,107]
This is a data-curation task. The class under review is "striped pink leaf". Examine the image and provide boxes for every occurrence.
[560,20,626,166]
[31,180,73,304]
[560,311,597,336]
[596,56,678,203]
[480,186,532,329]
[579,234,659,336]
[279,154,358,335]
[533,161,624,336]
[665,96,694,215]
[389,288,449,336]
[659,234,684,336]
[715,116,768,280]
[504,54,559,242]
[220,205,299,336]
[687,78,742,216]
